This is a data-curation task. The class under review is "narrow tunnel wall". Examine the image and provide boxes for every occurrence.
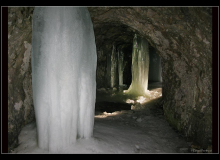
[8,7,35,151]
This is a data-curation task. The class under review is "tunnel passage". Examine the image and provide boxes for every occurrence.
[94,23,163,116]
[94,23,135,89]
[89,7,212,149]
[94,22,162,92]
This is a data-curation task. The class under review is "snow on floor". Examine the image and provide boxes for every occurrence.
[11,82,190,154]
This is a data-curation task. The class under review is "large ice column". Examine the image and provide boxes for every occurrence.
[106,44,118,88]
[118,47,124,88]
[126,34,149,96]
[110,44,118,88]
[31,7,97,152]
[149,47,162,82]
[106,50,112,88]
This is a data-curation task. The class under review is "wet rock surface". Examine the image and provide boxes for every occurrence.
[8,7,35,151]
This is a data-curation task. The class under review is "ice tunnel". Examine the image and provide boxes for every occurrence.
[31,7,97,152]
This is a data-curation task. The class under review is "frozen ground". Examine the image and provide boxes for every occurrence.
[11,82,190,154]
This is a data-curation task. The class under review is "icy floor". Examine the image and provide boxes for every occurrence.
[11,82,190,154]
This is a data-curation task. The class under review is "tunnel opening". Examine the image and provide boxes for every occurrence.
[94,23,163,115]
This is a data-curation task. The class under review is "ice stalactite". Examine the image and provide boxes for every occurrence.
[118,47,124,89]
[125,34,150,96]
[31,7,97,153]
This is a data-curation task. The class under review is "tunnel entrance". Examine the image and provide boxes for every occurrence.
[95,25,163,114]
[92,19,189,153]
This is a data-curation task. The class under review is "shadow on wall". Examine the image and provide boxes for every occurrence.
[149,47,162,83]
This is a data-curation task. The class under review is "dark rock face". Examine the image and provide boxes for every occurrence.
[8,7,35,151]
[8,7,212,151]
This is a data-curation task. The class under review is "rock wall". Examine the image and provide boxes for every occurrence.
[8,7,35,151]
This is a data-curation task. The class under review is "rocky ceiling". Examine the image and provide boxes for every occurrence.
[93,23,134,49]
[88,7,212,62]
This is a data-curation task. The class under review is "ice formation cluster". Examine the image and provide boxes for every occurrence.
[32,7,97,152]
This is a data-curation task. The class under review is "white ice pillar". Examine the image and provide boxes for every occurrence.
[110,44,117,88]
[106,49,111,88]
[126,34,149,96]
[32,7,97,153]
[118,47,124,88]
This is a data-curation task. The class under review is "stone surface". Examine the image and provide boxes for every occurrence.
[8,7,35,151]
[178,147,189,153]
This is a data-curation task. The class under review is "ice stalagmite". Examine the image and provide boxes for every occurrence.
[111,44,117,88]
[106,50,112,88]
[106,44,117,88]
[118,47,124,88]
[31,7,97,153]
[126,34,149,96]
